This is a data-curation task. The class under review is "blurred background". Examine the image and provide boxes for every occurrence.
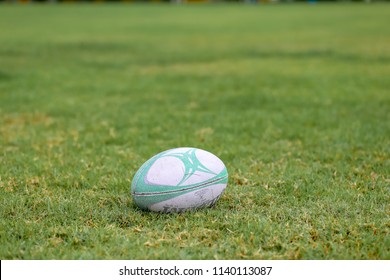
[1,0,389,4]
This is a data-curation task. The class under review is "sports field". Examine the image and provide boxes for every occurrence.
[0,3,389,259]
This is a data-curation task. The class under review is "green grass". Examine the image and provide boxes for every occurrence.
[0,3,389,260]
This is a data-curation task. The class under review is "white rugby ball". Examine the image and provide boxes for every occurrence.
[131,147,228,213]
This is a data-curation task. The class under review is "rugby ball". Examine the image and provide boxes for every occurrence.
[131,147,228,213]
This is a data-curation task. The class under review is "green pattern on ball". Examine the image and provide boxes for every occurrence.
[167,148,217,186]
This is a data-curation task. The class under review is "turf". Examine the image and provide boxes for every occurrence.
[0,3,389,260]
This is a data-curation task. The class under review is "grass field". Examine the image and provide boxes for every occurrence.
[0,3,389,260]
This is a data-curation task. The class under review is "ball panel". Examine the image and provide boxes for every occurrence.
[145,156,185,186]
[179,170,215,186]
[132,174,228,210]
[130,152,160,194]
[149,183,227,213]
[195,149,225,175]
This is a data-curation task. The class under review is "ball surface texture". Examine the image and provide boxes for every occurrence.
[131,147,228,213]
